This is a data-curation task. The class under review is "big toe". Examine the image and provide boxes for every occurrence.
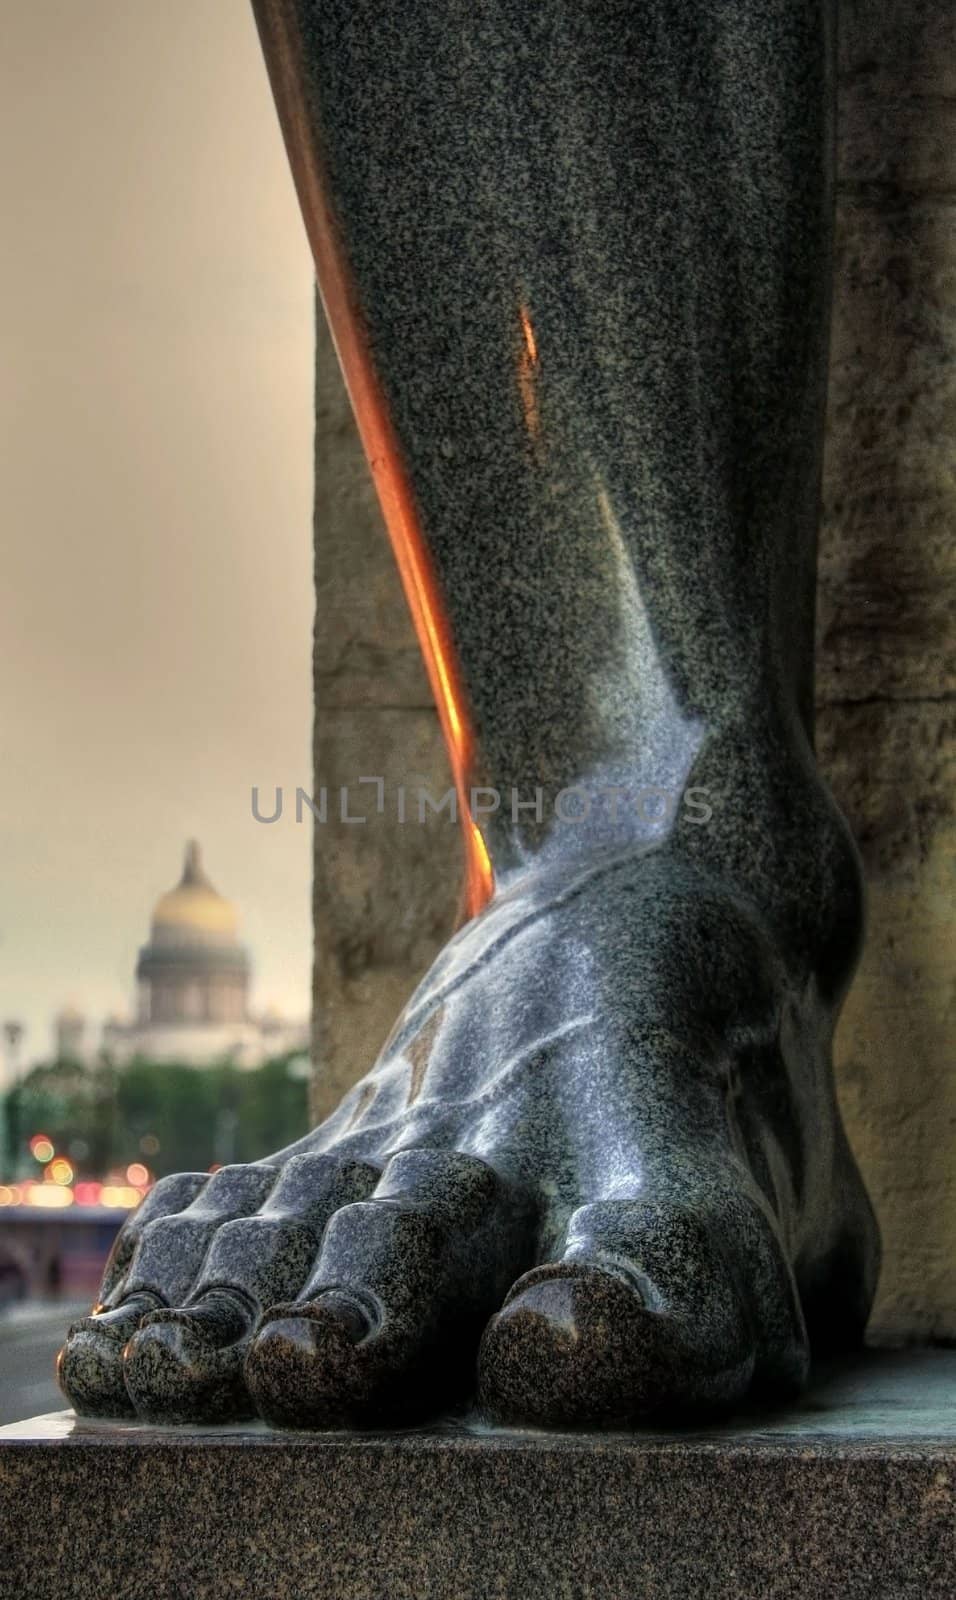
[478,1260,754,1429]
[478,1191,813,1428]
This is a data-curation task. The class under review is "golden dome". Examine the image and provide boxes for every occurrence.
[150,841,239,943]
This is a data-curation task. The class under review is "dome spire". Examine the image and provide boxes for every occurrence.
[182,839,205,886]
[148,841,239,942]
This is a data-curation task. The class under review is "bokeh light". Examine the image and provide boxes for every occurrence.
[29,1134,55,1163]
[99,1185,142,1209]
[24,1182,73,1208]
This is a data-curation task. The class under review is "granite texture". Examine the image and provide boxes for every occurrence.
[56,0,889,1428]
[304,1,956,1348]
[8,1353,956,1599]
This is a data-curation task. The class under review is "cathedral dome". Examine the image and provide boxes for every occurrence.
[149,841,240,948]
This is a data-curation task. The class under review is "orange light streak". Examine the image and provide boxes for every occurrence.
[254,0,493,917]
[519,303,538,366]
[516,301,541,449]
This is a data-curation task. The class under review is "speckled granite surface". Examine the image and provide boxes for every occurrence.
[59,0,886,1436]
[4,1351,955,1599]
[302,1,956,1349]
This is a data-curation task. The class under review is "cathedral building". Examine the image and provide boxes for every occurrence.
[92,841,307,1069]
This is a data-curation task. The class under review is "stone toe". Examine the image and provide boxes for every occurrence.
[123,1291,254,1423]
[244,1291,378,1429]
[244,1150,535,1429]
[57,1294,159,1418]
[477,1262,755,1428]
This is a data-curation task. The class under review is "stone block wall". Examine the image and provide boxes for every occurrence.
[311,330,461,1123]
[312,2,955,1341]
[817,2,956,1340]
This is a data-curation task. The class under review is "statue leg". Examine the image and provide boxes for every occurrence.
[59,0,880,1428]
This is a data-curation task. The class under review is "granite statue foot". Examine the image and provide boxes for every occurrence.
[51,0,881,1431]
[59,844,879,1429]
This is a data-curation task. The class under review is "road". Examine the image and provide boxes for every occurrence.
[0,1301,86,1424]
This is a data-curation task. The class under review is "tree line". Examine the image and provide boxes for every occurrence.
[1,1052,312,1181]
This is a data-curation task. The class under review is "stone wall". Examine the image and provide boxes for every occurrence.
[818,2,956,1340]
[312,2,955,1341]
[311,327,460,1123]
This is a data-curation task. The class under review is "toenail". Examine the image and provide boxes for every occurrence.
[261,1289,375,1347]
[67,1292,161,1342]
[140,1290,252,1352]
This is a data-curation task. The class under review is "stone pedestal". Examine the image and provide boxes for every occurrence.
[2,1351,953,1599]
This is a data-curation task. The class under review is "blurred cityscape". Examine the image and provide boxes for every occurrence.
[1,0,317,1434]
[0,842,311,1421]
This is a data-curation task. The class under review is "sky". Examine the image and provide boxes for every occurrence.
[0,0,316,1061]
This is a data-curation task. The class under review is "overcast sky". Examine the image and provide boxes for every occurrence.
[0,0,316,1060]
